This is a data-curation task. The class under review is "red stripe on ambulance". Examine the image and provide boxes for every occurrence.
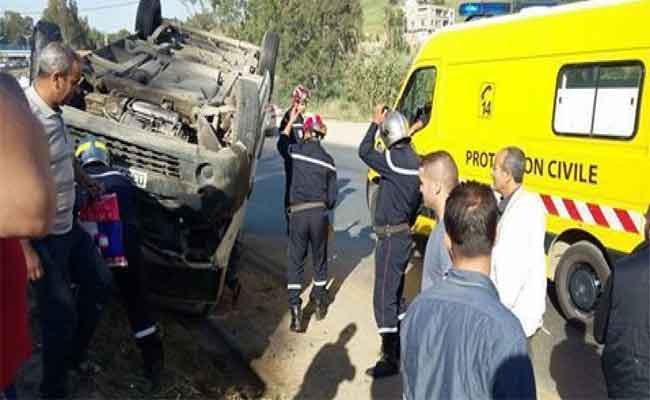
[540,194,642,235]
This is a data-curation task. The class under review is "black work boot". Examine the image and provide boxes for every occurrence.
[365,333,400,378]
[314,291,330,321]
[289,305,303,333]
[137,332,164,390]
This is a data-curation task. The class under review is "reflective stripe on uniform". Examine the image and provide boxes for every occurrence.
[290,153,336,172]
[134,325,157,339]
[88,171,127,179]
[386,151,418,176]
[75,141,108,157]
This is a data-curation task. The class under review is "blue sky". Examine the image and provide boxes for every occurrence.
[0,0,195,33]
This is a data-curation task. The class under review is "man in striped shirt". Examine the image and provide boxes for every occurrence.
[20,42,113,399]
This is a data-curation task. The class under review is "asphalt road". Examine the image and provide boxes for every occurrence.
[212,125,608,399]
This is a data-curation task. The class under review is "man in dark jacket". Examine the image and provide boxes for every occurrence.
[278,114,337,333]
[401,181,536,400]
[359,106,421,378]
[76,136,164,387]
[594,206,650,399]
[277,85,310,232]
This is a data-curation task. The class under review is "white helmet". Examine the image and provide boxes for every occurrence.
[380,111,410,148]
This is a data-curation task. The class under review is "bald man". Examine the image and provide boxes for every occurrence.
[0,72,55,238]
[0,72,55,398]
[418,151,459,291]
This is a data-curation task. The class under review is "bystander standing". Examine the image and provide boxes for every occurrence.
[0,72,55,399]
[594,205,650,399]
[21,42,113,399]
[418,151,458,291]
[401,181,536,400]
[491,146,546,343]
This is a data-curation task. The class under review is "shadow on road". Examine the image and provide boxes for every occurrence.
[302,219,375,332]
[211,143,376,372]
[336,178,357,206]
[550,321,607,399]
[293,323,357,400]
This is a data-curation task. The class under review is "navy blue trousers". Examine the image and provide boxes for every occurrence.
[287,208,329,306]
[31,224,113,398]
[373,231,412,334]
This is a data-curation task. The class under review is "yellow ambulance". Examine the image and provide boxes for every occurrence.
[368,0,649,323]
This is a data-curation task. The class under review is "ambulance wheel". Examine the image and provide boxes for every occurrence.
[366,179,379,226]
[555,240,610,323]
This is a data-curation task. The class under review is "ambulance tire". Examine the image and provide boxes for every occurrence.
[555,240,610,323]
[257,32,279,98]
[366,179,379,227]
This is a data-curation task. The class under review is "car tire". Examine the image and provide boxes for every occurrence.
[257,32,280,98]
[135,0,162,40]
[30,20,63,82]
[554,240,610,323]
[234,78,260,201]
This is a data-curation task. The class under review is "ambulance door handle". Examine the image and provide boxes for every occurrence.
[630,97,635,106]
[558,96,563,104]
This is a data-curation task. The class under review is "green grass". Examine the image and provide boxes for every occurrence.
[311,98,368,122]
[362,0,390,38]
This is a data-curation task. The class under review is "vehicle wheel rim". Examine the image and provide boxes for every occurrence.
[568,263,600,312]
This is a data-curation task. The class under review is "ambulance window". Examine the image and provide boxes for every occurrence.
[592,65,642,137]
[554,62,643,139]
[397,67,436,133]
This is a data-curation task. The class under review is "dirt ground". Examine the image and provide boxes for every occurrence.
[15,287,266,400]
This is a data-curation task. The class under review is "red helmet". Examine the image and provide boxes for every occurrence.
[292,84,311,104]
[304,114,326,137]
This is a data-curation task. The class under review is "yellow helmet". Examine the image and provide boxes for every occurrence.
[76,135,110,167]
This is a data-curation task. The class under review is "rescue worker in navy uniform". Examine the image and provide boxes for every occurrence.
[278,85,310,232]
[359,106,421,378]
[278,114,337,333]
[75,136,164,387]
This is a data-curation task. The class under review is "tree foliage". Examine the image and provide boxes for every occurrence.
[41,0,104,49]
[180,0,245,32]
[0,11,34,46]
[107,29,132,43]
[343,49,410,115]
[234,0,363,101]
[183,0,363,100]
[384,7,408,53]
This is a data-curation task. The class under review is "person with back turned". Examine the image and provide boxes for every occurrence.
[359,105,421,378]
[278,114,337,333]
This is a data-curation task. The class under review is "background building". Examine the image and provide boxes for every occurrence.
[404,0,455,48]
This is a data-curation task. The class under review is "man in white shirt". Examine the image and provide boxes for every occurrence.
[491,146,546,341]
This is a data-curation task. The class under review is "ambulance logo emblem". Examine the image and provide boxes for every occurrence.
[480,83,495,118]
